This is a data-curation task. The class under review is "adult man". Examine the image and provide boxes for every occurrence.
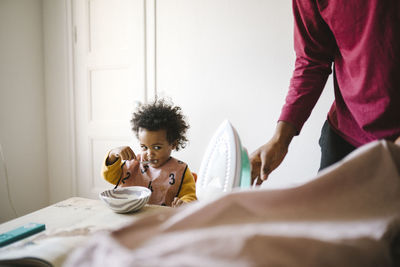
[251,0,400,184]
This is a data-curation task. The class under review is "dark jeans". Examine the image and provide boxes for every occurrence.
[318,120,356,171]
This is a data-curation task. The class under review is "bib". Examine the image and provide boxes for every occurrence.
[117,156,187,206]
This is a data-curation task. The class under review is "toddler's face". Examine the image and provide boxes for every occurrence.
[138,128,175,168]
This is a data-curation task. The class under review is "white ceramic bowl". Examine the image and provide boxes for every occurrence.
[99,186,152,213]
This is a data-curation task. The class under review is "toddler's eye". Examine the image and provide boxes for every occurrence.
[154,146,161,150]
[141,146,147,151]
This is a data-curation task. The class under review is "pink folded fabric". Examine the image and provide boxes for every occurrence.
[65,140,400,267]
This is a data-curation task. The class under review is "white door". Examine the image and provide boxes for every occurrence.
[73,0,148,198]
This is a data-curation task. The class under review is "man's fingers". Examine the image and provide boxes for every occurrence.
[251,176,264,187]
[260,160,270,181]
[251,161,261,182]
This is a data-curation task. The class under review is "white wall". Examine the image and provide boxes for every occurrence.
[0,1,335,223]
[69,0,334,195]
[42,0,75,204]
[0,0,48,223]
[157,0,334,188]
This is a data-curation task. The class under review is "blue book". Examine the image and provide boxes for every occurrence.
[0,223,45,247]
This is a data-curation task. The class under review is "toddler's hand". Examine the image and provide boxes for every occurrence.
[171,197,184,208]
[106,146,136,165]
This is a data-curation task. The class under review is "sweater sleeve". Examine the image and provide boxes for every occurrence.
[279,0,336,133]
[101,152,123,185]
[177,167,197,203]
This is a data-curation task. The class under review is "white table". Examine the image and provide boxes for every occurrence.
[0,197,168,266]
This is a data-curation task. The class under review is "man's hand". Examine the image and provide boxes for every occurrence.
[250,121,296,185]
[106,146,136,165]
[250,139,289,185]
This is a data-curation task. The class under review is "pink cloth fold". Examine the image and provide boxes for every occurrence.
[65,140,400,267]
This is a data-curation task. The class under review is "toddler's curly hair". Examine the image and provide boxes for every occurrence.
[131,99,189,151]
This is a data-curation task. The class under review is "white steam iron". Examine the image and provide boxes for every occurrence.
[196,120,251,201]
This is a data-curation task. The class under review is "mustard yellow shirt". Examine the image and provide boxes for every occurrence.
[101,154,197,203]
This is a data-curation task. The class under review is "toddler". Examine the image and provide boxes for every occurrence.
[102,99,197,207]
